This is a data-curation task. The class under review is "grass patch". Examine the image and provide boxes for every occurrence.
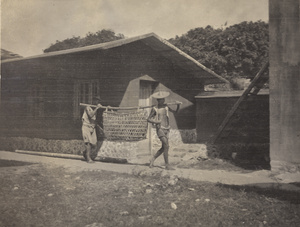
[0,163,299,227]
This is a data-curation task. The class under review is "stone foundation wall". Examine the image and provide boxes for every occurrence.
[0,137,139,160]
[0,129,198,161]
[0,137,85,154]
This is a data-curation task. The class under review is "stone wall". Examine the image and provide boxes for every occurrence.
[0,129,198,162]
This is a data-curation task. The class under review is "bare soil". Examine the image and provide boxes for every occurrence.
[0,160,299,227]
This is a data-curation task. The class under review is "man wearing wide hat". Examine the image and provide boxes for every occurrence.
[82,95,103,163]
[147,91,181,170]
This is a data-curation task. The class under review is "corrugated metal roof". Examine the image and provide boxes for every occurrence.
[2,33,228,84]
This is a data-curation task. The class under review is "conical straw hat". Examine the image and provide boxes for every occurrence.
[152,91,170,99]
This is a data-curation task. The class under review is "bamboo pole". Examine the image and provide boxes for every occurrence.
[80,102,182,110]
[15,150,83,160]
[15,150,128,163]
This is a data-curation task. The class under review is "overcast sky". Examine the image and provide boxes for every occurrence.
[1,0,268,57]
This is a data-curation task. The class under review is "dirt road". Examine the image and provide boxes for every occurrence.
[1,150,299,191]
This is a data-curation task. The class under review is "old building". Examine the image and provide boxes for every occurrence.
[0,33,227,150]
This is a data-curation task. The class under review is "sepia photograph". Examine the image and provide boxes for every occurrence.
[1,0,299,226]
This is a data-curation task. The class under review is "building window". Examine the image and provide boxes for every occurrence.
[28,83,45,118]
[74,80,99,119]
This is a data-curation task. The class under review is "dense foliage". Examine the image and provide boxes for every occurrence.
[43,29,125,53]
[168,21,269,80]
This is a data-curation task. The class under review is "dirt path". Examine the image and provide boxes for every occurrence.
[1,150,300,191]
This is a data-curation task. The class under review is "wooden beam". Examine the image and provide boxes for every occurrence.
[211,61,269,144]
[80,101,182,110]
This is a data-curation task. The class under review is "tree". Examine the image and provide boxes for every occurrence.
[169,21,269,82]
[43,29,125,53]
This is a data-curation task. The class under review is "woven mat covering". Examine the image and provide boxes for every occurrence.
[103,110,148,141]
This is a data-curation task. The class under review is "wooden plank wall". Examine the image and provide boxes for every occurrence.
[1,44,206,139]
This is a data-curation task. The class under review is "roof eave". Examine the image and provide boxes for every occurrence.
[148,34,229,84]
[1,33,157,63]
[1,32,229,84]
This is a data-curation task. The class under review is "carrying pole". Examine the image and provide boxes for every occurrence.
[80,102,182,110]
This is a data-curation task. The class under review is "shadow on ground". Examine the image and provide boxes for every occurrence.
[0,160,34,168]
[218,183,300,204]
[207,143,271,171]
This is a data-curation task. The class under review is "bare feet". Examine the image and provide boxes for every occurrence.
[83,150,87,161]
[165,165,175,170]
[87,160,95,164]
[149,158,155,168]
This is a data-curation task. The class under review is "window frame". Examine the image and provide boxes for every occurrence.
[27,83,45,118]
[73,79,100,119]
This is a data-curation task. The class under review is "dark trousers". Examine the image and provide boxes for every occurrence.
[153,129,170,164]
